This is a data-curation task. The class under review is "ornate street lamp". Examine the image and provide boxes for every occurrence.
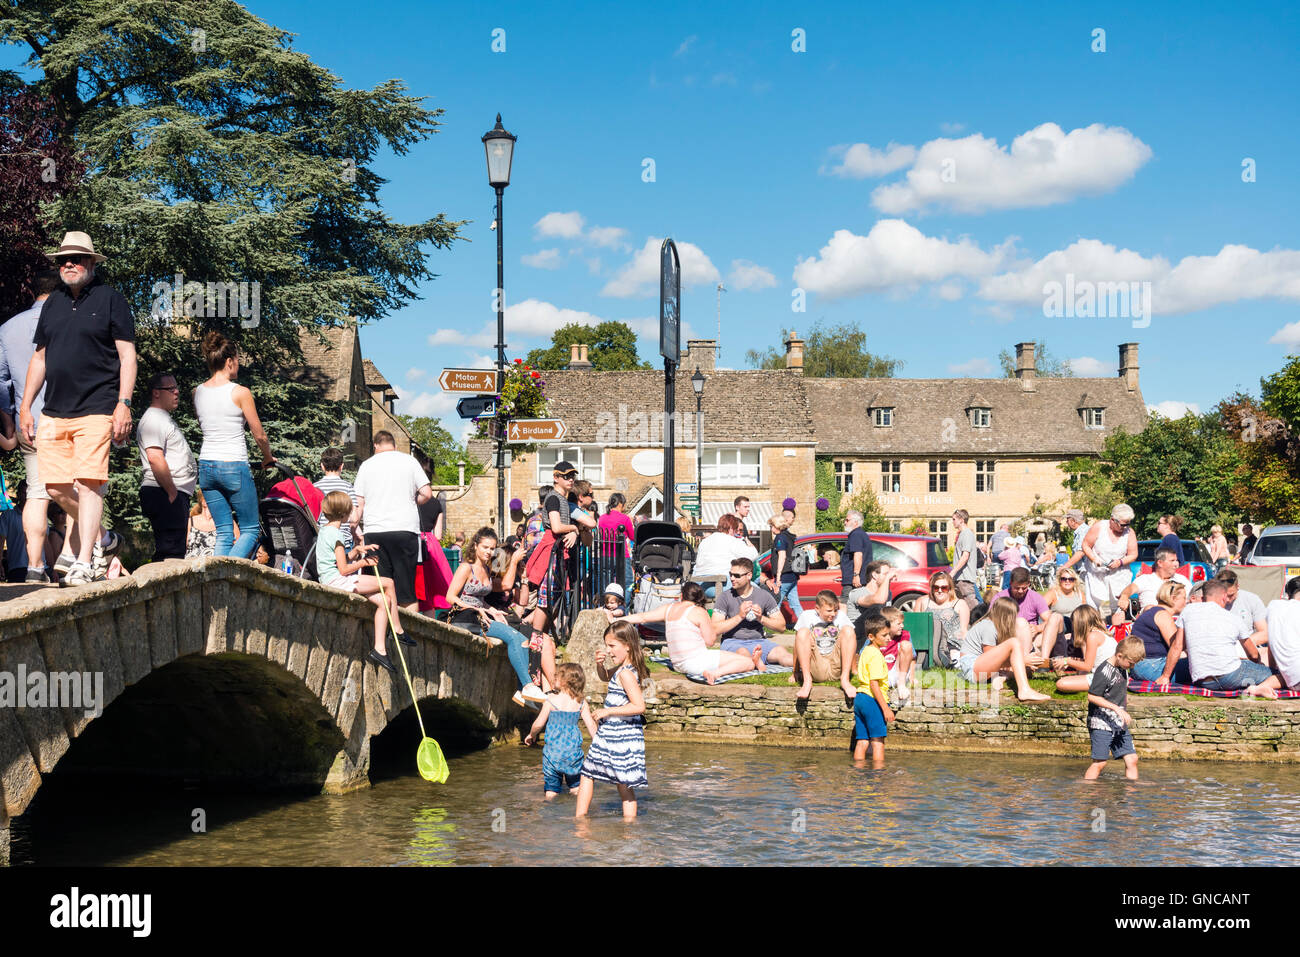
[483,114,516,535]
[692,367,705,501]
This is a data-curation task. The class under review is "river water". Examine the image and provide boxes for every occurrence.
[13,742,1300,866]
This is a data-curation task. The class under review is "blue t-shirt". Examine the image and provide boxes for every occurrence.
[316,525,346,584]
[1160,533,1185,565]
[843,527,872,587]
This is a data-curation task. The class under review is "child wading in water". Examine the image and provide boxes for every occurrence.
[1085,636,1145,780]
[575,620,648,820]
[852,614,895,767]
[315,490,411,674]
[524,662,597,797]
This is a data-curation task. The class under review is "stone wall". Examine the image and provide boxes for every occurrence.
[642,679,1300,762]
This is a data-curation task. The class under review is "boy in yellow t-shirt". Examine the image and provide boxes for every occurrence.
[853,614,895,766]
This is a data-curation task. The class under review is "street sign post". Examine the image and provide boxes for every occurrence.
[674,482,698,494]
[661,238,681,520]
[456,395,497,419]
[505,419,567,443]
[439,368,500,393]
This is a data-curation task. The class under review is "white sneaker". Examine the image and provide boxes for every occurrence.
[511,690,528,708]
[53,553,76,575]
[520,683,548,705]
[60,562,95,587]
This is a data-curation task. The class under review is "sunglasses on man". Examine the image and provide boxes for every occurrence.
[57,255,94,267]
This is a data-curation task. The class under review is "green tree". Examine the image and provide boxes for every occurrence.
[813,459,889,533]
[998,341,1074,378]
[1,2,464,535]
[1220,386,1300,525]
[524,321,651,370]
[400,415,483,486]
[746,321,900,378]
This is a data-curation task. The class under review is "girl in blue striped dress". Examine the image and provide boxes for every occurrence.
[575,620,649,820]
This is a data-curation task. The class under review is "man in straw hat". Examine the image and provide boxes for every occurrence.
[18,231,136,586]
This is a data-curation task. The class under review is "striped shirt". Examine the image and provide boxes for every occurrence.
[315,474,358,548]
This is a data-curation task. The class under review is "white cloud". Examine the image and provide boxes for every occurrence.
[977,238,1162,306]
[1068,356,1118,377]
[586,257,602,275]
[1148,400,1201,419]
[534,211,585,239]
[948,358,993,376]
[400,390,457,418]
[427,327,495,348]
[522,248,564,269]
[871,122,1153,214]
[793,220,1011,300]
[940,122,965,135]
[936,281,964,301]
[405,367,426,381]
[1270,322,1300,347]
[601,237,721,298]
[585,226,628,249]
[823,141,917,178]
[468,354,496,369]
[727,259,777,290]
[674,35,697,57]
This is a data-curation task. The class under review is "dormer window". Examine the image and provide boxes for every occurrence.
[1083,408,1105,429]
[872,407,893,427]
[971,407,991,429]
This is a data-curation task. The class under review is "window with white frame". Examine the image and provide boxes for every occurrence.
[975,459,996,493]
[872,407,893,427]
[833,460,854,494]
[1083,408,1105,429]
[928,460,948,493]
[701,447,761,485]
[881,460,901,493]
[971,408,991,429]
[537,446,604,485]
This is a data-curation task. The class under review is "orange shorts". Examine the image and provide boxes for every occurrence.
[35,414,113,485]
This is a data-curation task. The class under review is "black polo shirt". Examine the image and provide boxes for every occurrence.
[34,277,134,418]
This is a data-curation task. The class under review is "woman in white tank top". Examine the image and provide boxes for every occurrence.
[195,332,275,559]
[1081,504,1137,617]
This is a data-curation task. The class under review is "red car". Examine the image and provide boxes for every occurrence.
[757,532,950,622]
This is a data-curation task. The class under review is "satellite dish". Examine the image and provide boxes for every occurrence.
[630,449,664,477]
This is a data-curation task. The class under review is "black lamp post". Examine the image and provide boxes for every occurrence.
[483,113,516,536]
[691,367,705,505]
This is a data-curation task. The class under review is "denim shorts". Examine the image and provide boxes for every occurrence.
[853,692,888,740]
[721,637,783,662]
[1131,655,1191,684]
[1199,659,1273,691]
[543,768,581,793]
[1090,726,1135,761]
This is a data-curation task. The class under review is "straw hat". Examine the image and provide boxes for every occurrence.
[46,231,107,263]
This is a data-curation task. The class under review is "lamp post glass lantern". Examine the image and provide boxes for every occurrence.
[692,367,704,496]
[483,113,517,535]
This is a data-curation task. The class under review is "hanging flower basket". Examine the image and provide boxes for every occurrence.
[474,362,550,453]
[783,497,797,511]
[816,497,830,511]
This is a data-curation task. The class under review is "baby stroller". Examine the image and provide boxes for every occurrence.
[259,462,321,581]
[630,520,694,647]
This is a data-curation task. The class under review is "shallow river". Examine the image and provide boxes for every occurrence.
[14,742,1300,866]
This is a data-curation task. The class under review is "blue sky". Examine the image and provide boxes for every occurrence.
[15,1,1300,437]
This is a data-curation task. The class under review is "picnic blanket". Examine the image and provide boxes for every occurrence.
[1127,680,1300,699]
[650,655,793,685]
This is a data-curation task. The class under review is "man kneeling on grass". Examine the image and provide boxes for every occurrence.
[793,589,856,701]
[1085,636,1146,780]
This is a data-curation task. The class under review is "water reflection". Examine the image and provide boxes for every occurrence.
[13,743,1300,866]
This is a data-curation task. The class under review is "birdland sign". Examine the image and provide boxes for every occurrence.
[439,368,500,393]
[505,419,566,443]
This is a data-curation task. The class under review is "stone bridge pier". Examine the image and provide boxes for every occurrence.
[0,558,523,865]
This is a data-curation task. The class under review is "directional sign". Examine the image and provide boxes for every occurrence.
[505,419,567,443]
[678,494,700,506]
[456,395,497,419]
[674,482,698,494]
[439,368,499,393]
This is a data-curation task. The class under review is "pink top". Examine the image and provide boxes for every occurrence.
[598,510,635,557]
[998,546,1024,570]
[664,604,707,667]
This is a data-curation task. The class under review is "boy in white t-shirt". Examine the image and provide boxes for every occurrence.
[793,589,856,702]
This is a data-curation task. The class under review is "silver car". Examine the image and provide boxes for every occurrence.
[1245,525,1300,582]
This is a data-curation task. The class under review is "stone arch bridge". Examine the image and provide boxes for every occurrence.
[0,558,521,865]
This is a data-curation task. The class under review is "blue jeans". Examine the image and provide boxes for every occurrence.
[1131,655,1191,684]
[777,580,803,615]
[486,620,532,690]
[199,460,261,559]
[1199,659,1273,691]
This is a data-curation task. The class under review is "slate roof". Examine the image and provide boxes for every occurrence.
[537,369,816,445]
[804,376,1147,456]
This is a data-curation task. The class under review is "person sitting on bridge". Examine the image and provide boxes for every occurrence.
[316,491,408,676]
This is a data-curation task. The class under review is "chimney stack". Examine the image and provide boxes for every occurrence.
[567,343,593,370]
[681,339,717,372]
[784,332,805,373]
[1014,341,1036,392]
[1119,342,1139,391]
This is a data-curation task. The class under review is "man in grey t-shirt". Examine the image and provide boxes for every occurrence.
[951,509,979,606]
[715,558,793,667]
[137,372,196,561]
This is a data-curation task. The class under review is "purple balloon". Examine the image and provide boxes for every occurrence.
[509,498,522,512]
[816,497,830,511]
[782,497,797,511]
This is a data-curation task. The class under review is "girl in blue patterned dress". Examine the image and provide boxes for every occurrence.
[576,620,649,820]
[524,663,596,797]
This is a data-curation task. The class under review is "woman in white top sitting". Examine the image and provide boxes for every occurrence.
[194,331,274,558]
[621,581,760,683]
[691,513,758,596]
